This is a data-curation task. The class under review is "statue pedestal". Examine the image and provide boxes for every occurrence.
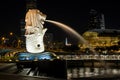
[14,52,67,79]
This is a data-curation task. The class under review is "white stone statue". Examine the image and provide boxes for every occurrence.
[25,9,47,53]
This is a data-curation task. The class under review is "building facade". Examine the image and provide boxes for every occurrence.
[82,10,120,51]
[82,29,120,49]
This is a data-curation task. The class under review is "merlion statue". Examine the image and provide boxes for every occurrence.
[25,9,47,53]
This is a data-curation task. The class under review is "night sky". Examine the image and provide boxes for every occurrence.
[0,0,120,42]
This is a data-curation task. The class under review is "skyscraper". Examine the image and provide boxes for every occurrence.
[26,0,37,11]
[100,14,105,29]
[87,9,101,30]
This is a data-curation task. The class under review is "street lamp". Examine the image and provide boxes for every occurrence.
[9,32,13,36]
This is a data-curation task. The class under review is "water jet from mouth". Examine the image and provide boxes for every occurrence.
[45,20,88,45]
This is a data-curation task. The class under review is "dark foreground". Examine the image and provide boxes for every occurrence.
[1,73,120,80]
[0,72,64,80]
[71,74,120,80]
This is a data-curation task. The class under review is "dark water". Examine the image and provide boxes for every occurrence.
[67,67,120,79]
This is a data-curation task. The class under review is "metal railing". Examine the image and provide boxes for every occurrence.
[59,55,120,60]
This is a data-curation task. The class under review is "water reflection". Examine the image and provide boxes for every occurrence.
[67,67,120,79]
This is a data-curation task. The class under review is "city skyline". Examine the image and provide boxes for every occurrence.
[0,0,120,41]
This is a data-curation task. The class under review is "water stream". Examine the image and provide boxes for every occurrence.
[45,20,88,44]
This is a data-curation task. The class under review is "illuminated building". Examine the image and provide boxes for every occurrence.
[83,12,120,49]
[65,37,71,46]
[83,29,120,48]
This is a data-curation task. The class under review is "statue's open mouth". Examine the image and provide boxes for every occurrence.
[40,14,47,24]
